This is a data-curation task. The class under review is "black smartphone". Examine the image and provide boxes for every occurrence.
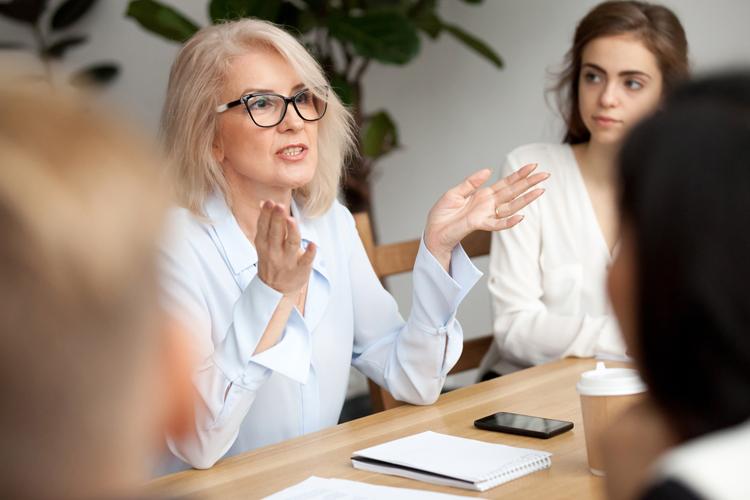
[474,411,574,439]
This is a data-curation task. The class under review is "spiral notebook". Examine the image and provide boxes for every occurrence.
[351,431,551,492]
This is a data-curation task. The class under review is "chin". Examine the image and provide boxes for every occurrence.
[281,164,317,188]
[591,132,625,147]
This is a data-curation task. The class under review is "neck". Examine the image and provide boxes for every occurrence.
[225,175,293,244]
[575,140,620,186]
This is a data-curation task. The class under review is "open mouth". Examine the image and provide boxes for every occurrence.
[277,144,308,159]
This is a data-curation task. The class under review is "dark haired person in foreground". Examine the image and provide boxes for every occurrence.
[0,84,194,499]
[604,71,750,500]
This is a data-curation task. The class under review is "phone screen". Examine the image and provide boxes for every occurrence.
[474,412,573,438]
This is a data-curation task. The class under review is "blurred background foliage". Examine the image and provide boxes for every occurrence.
[126,0,504,214]
[0,0,119,87]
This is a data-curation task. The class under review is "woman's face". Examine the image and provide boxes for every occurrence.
[578,34,663,146]
[608,223,638,358]
[214,48,319,196]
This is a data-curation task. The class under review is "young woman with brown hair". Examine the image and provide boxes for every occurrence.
[482,1,689,377]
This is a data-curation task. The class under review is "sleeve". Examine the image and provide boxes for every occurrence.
[487,152,625,369]
[348,214,483,405]
[159,221,310,469]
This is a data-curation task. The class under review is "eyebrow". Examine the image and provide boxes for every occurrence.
[582,63,652,79]
[239,83,306,95]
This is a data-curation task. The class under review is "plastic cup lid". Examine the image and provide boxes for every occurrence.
[576,362,647,396]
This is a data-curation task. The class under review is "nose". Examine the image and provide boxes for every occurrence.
[277,101,304,132]
[599,81,619,108]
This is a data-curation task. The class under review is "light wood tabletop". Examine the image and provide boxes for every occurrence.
[149,358,614,499]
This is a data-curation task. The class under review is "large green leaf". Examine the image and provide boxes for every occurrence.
[329,10,420,65]
[0,0,48,25]
[441,22,502,69]
[277,2,313,33]
[329,73,356,108]
[209,0,281,23]
[408,0,440,38]
[51,0,97,30]
[362,110,399,158]
[126,0,199,43]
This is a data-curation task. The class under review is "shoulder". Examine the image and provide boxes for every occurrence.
[309,198,356,231]
[651,419,750,500]
[504,142,573,175]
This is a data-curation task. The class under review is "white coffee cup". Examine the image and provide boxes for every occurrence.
[576,362,647,476]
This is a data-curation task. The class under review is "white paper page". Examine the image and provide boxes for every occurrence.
[352,431,550,483]
[264,476,472,499]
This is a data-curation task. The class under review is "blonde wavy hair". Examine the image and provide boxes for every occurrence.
[161,19,356,217]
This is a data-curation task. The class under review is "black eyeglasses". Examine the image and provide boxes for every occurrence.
[215,86,328,128]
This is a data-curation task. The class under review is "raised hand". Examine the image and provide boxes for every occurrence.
[255,200,316,296]
[424,164,549,270]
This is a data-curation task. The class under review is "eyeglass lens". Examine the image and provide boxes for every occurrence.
[245,89,327,127]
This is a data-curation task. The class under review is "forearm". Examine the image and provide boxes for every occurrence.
[494,309,625,366]
[253,294,297,354]
[354,240,481,404]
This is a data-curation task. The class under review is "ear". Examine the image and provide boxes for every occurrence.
[159,319,196,440]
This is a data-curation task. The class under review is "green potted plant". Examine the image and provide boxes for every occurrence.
[0,0,119,87]
[126,0,502,214]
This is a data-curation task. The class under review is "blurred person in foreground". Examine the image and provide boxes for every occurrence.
[604,72,750,500]
[0,83,194,499]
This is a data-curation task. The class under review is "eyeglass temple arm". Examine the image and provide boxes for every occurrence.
[216,99,243,113]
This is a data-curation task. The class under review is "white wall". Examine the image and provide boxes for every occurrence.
[2,0,749,392]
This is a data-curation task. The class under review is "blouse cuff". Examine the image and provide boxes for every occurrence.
[212,275,313,387]
[248,308,312,384]
[410,237,482,329]
[212,275,281,385]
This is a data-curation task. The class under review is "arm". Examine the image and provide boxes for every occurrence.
[352,165,547,403]
[350,226,482,404]
[488,158,624,368]
[160,206,313,469]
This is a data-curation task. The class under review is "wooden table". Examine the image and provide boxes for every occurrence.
[149,358,611,499]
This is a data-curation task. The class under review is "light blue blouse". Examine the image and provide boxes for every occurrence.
[159,194,481,470]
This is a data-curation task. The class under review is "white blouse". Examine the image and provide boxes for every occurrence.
[481,143,626,375]
[159,194,481,471]
[650,418,750,500]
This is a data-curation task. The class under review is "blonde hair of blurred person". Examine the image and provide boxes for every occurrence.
[0,84,193,499]
[161,18,355,217]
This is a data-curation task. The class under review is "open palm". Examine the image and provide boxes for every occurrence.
[424,164,548,270]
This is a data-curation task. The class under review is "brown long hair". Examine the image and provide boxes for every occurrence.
[552,1,689,144]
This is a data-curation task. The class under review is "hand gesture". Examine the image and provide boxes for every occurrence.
[424,164,548,268]
[255,201,316,296]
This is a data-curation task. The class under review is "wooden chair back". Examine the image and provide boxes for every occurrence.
[353,212,494,412]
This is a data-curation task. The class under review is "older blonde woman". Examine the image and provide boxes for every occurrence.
[159,18,547,470]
